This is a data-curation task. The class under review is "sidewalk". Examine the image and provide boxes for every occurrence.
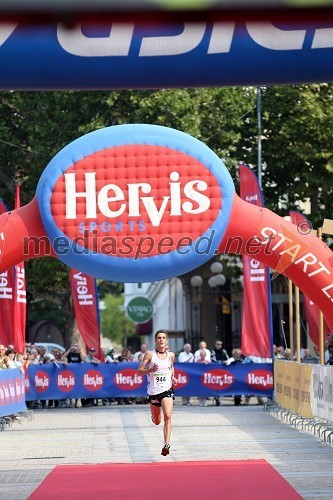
[1,397,333,499]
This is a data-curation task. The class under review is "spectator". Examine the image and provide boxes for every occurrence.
[0,344,10,369]
[194,341,211,362]
[133,343,148,362]
[82,348,100,407]
[117,348,130,363]
[196,349,209,407]
[116,348,132,405]
[65,344,82,407]
[38,346,47,364]
[227,348,243,406]
[211,340,229,406]
[105,348,118,363]
[5,348,16,368]
[275,346,285,359]
[178,344,194,406]
[301,348,319,364]
[84,347,100,365]
[66,344,82,364]
[284,349,292,361]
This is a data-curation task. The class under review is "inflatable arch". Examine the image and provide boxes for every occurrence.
[0,125,332,330]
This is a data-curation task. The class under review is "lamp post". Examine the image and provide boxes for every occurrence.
[190,261,227,344]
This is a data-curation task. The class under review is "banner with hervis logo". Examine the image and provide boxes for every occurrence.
[25,362,273,400]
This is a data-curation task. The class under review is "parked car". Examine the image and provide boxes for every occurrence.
[35,342,66,354]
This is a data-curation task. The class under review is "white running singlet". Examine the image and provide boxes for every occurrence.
[147,351,172,396]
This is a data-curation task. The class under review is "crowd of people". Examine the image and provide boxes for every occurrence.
[1,335,332,410]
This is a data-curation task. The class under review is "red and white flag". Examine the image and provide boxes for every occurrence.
[13,185,27,353]
[239,164,273,359]
[70,269,101,358]
[289,211,329,347]
[0,199,15,347]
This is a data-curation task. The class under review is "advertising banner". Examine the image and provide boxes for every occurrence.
[1,23,333,89]
[70,269,101,358]
[274,360,313,418]
[239,164,273,359]
[25,362,273,401]
[13,184,27,354]
[0,200,14,347]
[0,368,26,418]
[312,364,333,423]
[290,211,329,347]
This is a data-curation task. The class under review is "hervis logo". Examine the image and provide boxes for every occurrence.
[83,370,104,392]
[0,382,4,406]
[15,376,22,402]
[173,368,189,389]
[2,380,10,405]
[34,371,50,393]
[201,369,234,390]
[114,369,144,391]
[57,370,76,393]
[246,370,274,390]
[8,378,16,404]
[36,124,235,283]
[25,373,30,392]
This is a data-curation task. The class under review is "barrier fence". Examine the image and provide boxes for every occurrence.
[24,362,274,401]
[0,368,26,418]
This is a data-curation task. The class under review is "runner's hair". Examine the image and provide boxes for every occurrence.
[154,329,168,339]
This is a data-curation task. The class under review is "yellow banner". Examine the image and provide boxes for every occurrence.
[274,360,313,418]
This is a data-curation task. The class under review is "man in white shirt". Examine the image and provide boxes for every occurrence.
[194,341,211,362]
[178,344,194,363]
[178,344,193,406]
[133,343,148,362]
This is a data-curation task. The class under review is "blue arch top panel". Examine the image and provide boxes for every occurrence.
[0,22,333,89]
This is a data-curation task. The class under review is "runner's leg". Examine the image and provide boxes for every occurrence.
[150,403,162,425]
[161,396,173,444]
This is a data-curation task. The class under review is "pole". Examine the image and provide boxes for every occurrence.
[288,279,294,359]
[257,87,262,188]
[295,286,301,363]
[317,227,325,364]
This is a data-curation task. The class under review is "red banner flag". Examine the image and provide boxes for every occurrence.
[289,211,329,347]
[0,200,15,347]
[239,164,273,359]
[70,269,101,358]
[13,185,27,353]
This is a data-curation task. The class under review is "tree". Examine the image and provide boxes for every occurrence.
[236,84,333,227]
[100,294,135,345]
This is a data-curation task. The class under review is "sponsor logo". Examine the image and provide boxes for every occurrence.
[34,371,50,393]
[83,369,104,392]
[245,193,258,204]
[25,373,30,392]
[2,380,10,405]
[114,369,143,391]
[0,382,4,406]
[173,368,189,389]
[15,376,22,402]
[246,370,273,390]
[50,145,221,258]
[57,370,76,392]
[8,378,16,403]
[201,369,234,390]
[2,23,333,57]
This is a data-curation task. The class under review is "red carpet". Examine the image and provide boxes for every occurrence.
[29,460,301,500]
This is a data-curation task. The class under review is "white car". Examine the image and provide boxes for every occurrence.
[35,342,66,354]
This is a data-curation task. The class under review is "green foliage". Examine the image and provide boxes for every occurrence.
[100,294,135,345]
[1,85,332,340]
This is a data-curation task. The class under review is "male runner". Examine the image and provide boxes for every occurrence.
[138,329,176,456]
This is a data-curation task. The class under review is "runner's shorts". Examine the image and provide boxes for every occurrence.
[147,388,175,407]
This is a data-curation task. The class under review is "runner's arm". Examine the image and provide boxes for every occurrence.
[138,351,156,375]
[170,352,177,384]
